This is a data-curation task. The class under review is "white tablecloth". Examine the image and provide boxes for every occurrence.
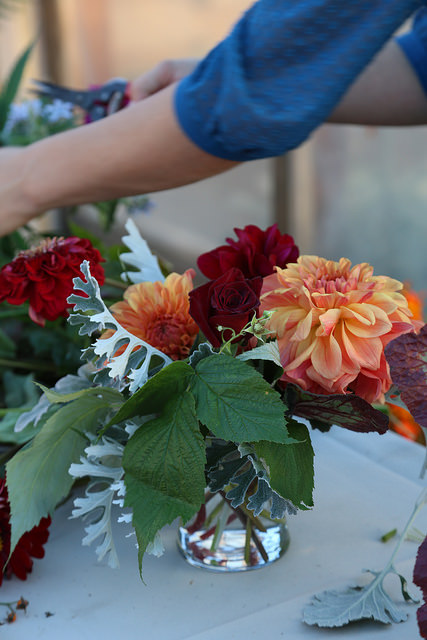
[2,427,426,640]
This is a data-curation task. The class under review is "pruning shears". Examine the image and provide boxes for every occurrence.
[31,77,131,121]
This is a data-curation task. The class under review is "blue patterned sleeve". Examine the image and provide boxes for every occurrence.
[174,0,419,161]
[397,8,427,94]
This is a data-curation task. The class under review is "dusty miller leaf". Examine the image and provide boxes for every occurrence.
[303,568,409,627]
[236,340,282,369]
[120,218,164,284]
[69,437,125,569]
[67,260,172,391]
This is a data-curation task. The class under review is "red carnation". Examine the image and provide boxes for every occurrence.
[189,267,262,347]
[197,224,299,279]
[0,478,51,585]
[0,236,105,326]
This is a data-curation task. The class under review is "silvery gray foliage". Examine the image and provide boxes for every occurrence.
[67,260,172,392]
[189,342,215,368]
[236,340,282,368]
[14,365,93,432]
[119,218,164,284]
[304,488,427,628]
[302,569,409,627]
[69,437,126,569]
[208,443,296,519]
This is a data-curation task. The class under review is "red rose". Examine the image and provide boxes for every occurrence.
[197,224,299,279]
[189,268,262,347]
[0,236,105,326]
[0,478,51,585]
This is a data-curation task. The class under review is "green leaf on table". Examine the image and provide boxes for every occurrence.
[0,41,34,137]
[123,382,205,574]
[254,419,314,510]
[285,384,389,434]
[191,353,291,444]
[6,388,122,551]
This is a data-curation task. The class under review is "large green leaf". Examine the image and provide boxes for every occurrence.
[123,386,205,573]
[6,388,122,551]
[0,41,34,136]
[191,353,291,444]
[106,360,195,429]
[254,419,314,509]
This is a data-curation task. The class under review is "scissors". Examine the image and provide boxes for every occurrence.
[31,77,131,121]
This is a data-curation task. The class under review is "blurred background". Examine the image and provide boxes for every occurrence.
[1,0,427,289]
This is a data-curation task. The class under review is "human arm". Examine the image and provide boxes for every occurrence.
[0,0,424,235]
[330,11,427,126]
[0,84,238,235]
[129,41,427,128]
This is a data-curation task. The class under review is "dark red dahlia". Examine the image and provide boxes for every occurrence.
[0,236,105,326]
[197,224,299,280]
[189,267,262,348]
[0,478,51,585]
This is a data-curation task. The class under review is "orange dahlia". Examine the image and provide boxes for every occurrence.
[107,270,199,360]
[402,283,425,322]
[260,256,422,403]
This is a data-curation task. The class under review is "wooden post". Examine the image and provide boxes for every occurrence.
[35,0,63,83]
[273,154,293,233]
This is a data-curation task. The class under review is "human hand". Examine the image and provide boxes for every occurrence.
[130,58,199,101]
[0,146,37,235]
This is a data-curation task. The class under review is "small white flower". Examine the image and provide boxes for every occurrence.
[43,99,74,123]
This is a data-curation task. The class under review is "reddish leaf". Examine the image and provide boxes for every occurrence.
[285,385,389,434]
[385,326,427,430]
[414,535,427,639]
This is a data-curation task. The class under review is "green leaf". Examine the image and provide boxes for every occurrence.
[254,419,314,509]
[2,371,39,408]
[0,327,15,358]
[0,41,34,135]
[36,382,112,405]
[191,354,291,443]
[106,360,195,429]
[123,384,205,574]
[0,408,35,445]
[6,388,122,551]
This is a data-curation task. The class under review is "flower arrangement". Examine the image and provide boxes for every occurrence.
[2,47,427,638]
[1,217,427,634]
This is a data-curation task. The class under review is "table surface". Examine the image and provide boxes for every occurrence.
[1,426,426,640]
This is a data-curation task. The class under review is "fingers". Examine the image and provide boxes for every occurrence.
[130,58,200,102]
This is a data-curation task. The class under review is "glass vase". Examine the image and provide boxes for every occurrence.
[177,491,290,572]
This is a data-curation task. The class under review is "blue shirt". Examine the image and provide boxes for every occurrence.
[174,0,427,161]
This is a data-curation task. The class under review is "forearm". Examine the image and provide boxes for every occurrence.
[20,84,237,217]
[329,40,427,125]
